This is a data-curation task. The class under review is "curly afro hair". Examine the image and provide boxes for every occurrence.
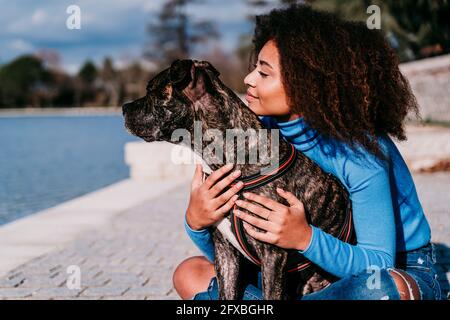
[250,4,419,159]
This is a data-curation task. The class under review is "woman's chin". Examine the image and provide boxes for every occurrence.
[246,103,260,114]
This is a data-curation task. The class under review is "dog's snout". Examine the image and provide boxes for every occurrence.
[122,102,133,115]
[123,97,150,116]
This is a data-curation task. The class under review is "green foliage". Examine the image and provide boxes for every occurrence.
[145,0,219,68]
[0,55,52,107]
[310,0,450,61]
[78,60,98,85]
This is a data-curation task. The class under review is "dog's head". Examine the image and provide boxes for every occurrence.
[122,59,223,142]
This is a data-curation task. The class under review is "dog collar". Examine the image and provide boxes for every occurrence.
[230,143,298,191]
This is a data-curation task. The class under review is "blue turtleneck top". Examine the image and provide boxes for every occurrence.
[184,116,431,278]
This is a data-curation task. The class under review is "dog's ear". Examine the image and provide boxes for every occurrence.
[169,59,220,103]
[198,60,220,78]
[170,60,211,102]
[169,59,193,86]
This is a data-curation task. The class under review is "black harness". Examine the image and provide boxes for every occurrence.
[209,143,354,273]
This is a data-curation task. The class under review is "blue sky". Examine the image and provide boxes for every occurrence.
[0,0,280,73]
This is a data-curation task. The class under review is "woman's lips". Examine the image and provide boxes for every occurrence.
[246,91,258,102]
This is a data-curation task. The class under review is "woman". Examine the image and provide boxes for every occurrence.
[173,4,442,300]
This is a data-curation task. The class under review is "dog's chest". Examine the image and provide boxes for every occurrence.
[201,163,255,262]
[213,216,255,262]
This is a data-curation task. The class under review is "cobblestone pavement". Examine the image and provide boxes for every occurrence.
[0,173,449,300]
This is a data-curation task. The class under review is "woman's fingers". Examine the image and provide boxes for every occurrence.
[276,188,302,207]
[191,164,204,190]
[209,168,242,198]
[234,209,277,233]
[203,163,234,190]
[242,192,285,212]
[242,221,277,244]
[214,194,239,217]
[235,199,272,219]
[212,180,244,208]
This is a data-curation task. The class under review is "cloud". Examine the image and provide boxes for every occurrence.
[8,39,34,52]
[31,9,47,25]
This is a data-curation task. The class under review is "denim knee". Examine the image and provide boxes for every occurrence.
[192,276,264,300]
[301,268,401,300]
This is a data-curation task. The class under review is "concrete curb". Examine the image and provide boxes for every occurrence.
[0,178,187,277]
[394,125,450,172]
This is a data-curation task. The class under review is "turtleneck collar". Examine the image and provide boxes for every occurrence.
[274,116,321,152]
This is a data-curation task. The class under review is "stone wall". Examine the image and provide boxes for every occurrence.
[124,141,199,181]
[400,54,450,123]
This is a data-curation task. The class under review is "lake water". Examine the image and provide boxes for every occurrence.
[0,114,140,226]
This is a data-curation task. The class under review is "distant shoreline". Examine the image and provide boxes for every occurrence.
[0,107,122,117]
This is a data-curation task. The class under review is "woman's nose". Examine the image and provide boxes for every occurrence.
[244,70,255,88]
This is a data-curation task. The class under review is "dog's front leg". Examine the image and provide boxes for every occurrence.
[261,247,289,300]
[211,228,242,300]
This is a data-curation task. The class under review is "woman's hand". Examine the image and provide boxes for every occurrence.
[186,163,244,231]
[234,188,312,251]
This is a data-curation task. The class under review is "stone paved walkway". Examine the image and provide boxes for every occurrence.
[0,173,449,300]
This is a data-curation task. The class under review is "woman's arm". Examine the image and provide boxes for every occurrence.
[299,158,396,278]
[184,213,215,263]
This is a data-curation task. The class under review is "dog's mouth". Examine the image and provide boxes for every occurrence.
[123,111,163,143]
[140,135,157,142]
[123,98,153,138]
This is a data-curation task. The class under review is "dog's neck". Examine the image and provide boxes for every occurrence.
[188,95,291,177]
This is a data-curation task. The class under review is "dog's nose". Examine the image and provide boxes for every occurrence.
[122,102,133,115]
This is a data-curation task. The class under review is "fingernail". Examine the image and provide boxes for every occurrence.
[233,170,241,177]
[232,195,239,201]
[235,181,243,187]
[243,192,249,197]
[226,163,233,169]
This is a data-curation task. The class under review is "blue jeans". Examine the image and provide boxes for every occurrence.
[192,242,443,300]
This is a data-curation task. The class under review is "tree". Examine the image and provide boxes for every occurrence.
[244,0,449,62]
[309,0,450,61]
[78,60,97,85]
[35,49,61,71]
[0,55,52,107]
[144,0,220,69]
[76,60,98,106]
[382,0,450,59]
[100,57,119,106]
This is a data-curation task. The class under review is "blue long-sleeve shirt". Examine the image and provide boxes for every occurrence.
[184,116,431,278]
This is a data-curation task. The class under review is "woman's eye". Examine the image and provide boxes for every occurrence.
[252,63,268,78]
[258,72,268,78]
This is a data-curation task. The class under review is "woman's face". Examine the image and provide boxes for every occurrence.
[244,39,298,121]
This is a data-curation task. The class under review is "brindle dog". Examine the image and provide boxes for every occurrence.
[122,59,356,300]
